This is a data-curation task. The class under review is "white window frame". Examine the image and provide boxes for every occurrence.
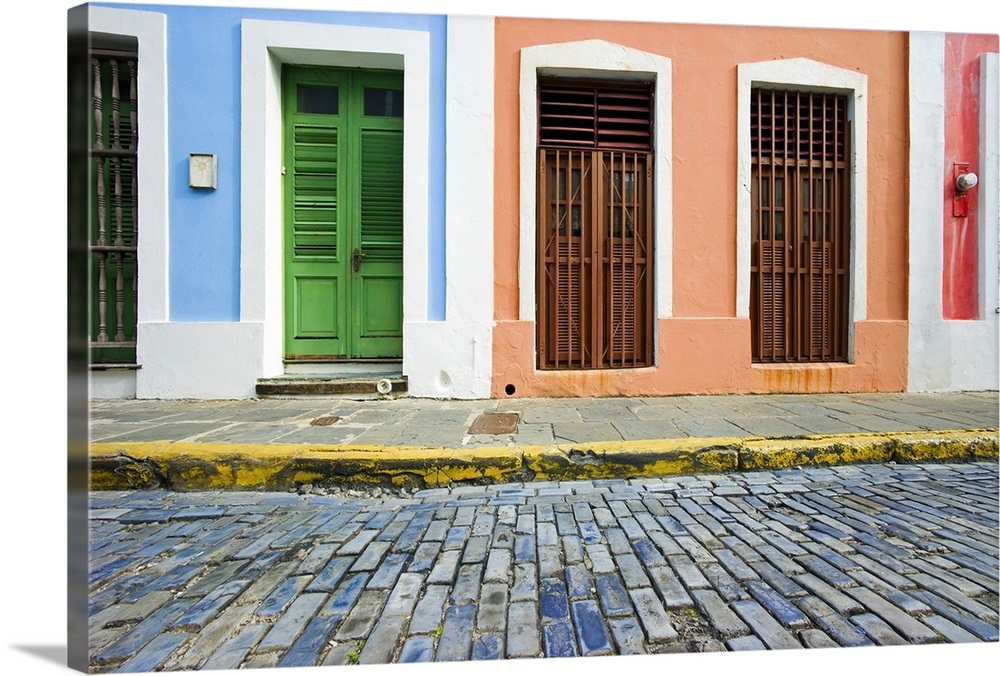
[518,39,673,351]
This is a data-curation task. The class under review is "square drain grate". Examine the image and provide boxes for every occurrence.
[468,412,520,435]
[310,415,341,426]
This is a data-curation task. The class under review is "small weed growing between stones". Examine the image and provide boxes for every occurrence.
[347,640,365,665]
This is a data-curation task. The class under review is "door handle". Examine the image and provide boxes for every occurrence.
[351,248,367,272]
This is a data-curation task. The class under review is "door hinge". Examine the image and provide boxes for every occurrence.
[281,165,286,175]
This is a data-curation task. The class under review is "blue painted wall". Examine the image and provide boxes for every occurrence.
[97,3,448,322]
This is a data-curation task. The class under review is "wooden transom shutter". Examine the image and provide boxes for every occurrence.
[537,79,654,370]
[750,88,850,363]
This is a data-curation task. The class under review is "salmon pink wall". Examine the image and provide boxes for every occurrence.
[943,33,999,319]
[492,18,909,397]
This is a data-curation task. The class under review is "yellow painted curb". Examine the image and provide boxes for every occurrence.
[89,428,999,491]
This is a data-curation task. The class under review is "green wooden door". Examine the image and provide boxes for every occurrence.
[282,66,404,359]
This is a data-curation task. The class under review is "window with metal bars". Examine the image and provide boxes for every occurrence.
[750,88,849,363]
[536,79,654,370]
[89,37,139,365]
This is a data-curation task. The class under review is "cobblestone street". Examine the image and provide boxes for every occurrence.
[87,462,999,671]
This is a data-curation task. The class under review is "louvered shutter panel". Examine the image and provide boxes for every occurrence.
[292,125,338,258]
[359,129,403,261]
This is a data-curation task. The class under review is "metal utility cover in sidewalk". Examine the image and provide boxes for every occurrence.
[468,412,520,435]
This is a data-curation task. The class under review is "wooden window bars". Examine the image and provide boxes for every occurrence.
[536,80,654,370]
[750,88,850,363]
[90,43,139,365]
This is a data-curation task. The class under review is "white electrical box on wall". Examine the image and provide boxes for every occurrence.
[189,153,217,189]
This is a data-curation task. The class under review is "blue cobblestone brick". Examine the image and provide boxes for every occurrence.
[367,553,408,589]
[633,538,667,567]
[744,580,811,629]
[262,593,330,650]
[398,636,435,663]
[427,549,462,584]
[510,563,537,601]
[595,573,632,616]
[95,597,196,663]
[540,577,570,623]
[278,615,338,667]
[452,563,484,605]
[571,599,613,655]
[115,630,190,673]
[629,587,679,643]
[483,547,512,582]
[307,556,352,592]
[201,624,268,671]
[472,633,505,660]
[537,545,562,579]
[566,563,593,600]
[322,573,370,617]
[561,535,585,563]
[794,595,873,648]
[408,541,442,573]
[747,560,807,598]
[174,578,251,630]
[443,525,470,551]
[798,554,855,589]
[436,604,475,662]
[506,601,540,657]
[542,618,578,658]
[514,535,536,563]
[358,614,408,664]
[578,521,602,544]
[608,616,646,655]
[408,584,449,634]
[257,575,310,618]
[556,511,576,536]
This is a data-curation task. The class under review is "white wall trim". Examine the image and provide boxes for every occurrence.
[907,34,999,392]
[406,14,497,399]
[241,19,431,379]
[518,40,673,323]
[979,52,999,319]
[736,58,868,362]
[89,6,171,398]
[89,6,169,325]
[908,34,947,336]
[89,370,137,399]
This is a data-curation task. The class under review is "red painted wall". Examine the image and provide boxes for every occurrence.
[943,33,999,319]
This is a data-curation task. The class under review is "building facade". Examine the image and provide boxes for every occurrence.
[82,3,999,400]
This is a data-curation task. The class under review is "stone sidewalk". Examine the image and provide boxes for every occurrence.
[87,462,1000,671]
[87,391,999,490]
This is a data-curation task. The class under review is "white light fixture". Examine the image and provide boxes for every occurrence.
[189,153,217,189]
[956,172,978,194]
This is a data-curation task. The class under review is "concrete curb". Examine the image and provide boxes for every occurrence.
[89,428,999,491]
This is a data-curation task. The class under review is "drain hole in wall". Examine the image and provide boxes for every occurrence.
[504,384,516,396]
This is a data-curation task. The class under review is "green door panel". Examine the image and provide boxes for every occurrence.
[283,66,403,359]
[294,277,339,338]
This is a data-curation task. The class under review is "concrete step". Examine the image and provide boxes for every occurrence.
[255,374,408,397]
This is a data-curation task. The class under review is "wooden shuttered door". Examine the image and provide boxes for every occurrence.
[750,88,850,363]
[537,80,654,370]
[283,67,404,360]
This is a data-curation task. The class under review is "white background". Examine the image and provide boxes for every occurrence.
[2,1,998,674]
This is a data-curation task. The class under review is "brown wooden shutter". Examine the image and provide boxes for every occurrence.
[750,88,849,363]
[537,79,654,370]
